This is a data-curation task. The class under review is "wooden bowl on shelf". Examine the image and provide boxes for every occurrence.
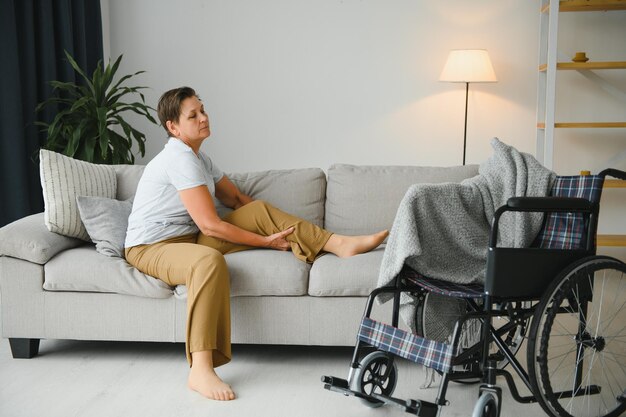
[572,52,589,63]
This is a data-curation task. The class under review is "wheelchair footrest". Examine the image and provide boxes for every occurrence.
[370,393,439,416]
[321,375,438,417]
[321,375,366,399]
[358,317,454,373]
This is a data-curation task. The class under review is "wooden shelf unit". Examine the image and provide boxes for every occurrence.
[537,0,626,248]
[539,61,626,71]
[542,0,626,13]
[536,59,626,131]
[597,234,626,246]
[604,179,626,188]
[537,122,626,128]
[597,179,626,247]
[536,0,626,168]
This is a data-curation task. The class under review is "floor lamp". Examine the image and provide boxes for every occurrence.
[440,49,497,165]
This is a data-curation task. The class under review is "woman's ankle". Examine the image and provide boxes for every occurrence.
[188,350,235,400]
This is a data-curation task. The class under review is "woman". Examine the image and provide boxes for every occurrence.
[124,86,388,401]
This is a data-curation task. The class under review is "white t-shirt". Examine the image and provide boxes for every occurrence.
[125,138,224,247]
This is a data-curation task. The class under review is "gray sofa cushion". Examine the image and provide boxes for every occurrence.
[175,249,310,298]
[308,247,385,296]
[324,164,479,235]
[226,250,310,296]
[0,213,83,264]
[113,164,145,201]
[216,168,326,226]
[44,246,173,298]
[44,245,309,298]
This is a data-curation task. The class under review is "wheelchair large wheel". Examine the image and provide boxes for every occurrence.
[528,256,626,417]
[350,351,398,408]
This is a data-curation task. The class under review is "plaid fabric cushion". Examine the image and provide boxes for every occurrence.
[534,175,603,249]
[400,266,483,298]
[358,317,454,373]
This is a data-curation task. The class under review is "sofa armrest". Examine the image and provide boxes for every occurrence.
[0,213,83,264]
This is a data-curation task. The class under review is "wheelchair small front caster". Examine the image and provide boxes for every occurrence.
[350,350,398,408]
[472,392,499,417]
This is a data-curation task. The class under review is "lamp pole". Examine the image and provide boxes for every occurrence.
[463,82,469,166]
[439,49,497,166]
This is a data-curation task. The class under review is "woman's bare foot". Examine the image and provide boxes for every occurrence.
[323,230,389,258]
[188,351,235,401]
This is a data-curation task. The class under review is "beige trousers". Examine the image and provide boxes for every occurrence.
[125,200,332,366]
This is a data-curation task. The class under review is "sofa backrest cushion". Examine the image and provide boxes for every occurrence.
[113,165,326,227]
[216,168,327,227]
[324,164,479,235]
[114,164,145,201]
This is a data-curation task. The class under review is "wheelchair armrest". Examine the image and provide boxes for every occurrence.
[489,197,595,249]
[506,196,593,212]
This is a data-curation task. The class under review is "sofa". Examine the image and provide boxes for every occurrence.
[0,155,478,359]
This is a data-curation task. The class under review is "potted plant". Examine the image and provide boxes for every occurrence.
[36,50,157,164]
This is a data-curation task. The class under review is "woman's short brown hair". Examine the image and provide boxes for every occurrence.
[157,86,199,136]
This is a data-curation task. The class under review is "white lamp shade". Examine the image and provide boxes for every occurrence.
[439,49,497,83]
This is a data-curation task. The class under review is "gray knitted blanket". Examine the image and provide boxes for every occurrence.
[377,138,555,328]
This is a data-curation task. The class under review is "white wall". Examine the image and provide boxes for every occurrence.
[102,0,625,252]
[102,0,541,171]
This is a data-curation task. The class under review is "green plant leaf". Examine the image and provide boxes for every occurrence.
[99,128,110,161]
[101,55,122,100]
[69,96,91,113]
[37,51,156,164]
[64,50,94,93]
[83,134,97,162]
[96,107,108,136]
[49,80,82,98]
[92,61,104,104]
[107,71,146,98]
[106,74,134,100]
[65,121,85,157]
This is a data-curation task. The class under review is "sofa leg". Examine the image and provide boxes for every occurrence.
[9,338,40,359]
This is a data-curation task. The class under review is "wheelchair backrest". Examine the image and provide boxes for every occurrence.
[533,175,604,250]
[487,174,603,299]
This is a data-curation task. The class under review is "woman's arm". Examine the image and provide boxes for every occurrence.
[214,176,254,209]
[179,185,292,249]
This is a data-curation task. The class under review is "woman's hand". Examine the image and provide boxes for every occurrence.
[264,227,295,251]
[215,176,254,209]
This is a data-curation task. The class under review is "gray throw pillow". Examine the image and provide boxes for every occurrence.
[76,196,132,257]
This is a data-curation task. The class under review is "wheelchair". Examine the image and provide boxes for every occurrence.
[322,168,626,417]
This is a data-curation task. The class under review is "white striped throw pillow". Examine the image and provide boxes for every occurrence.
[40,150,117,241]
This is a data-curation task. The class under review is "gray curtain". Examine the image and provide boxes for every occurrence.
[0,0,103,226]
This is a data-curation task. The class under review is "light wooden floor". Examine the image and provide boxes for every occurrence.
[0,334,545,417]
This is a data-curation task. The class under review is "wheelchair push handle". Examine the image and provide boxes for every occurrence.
[599,168,626,180]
